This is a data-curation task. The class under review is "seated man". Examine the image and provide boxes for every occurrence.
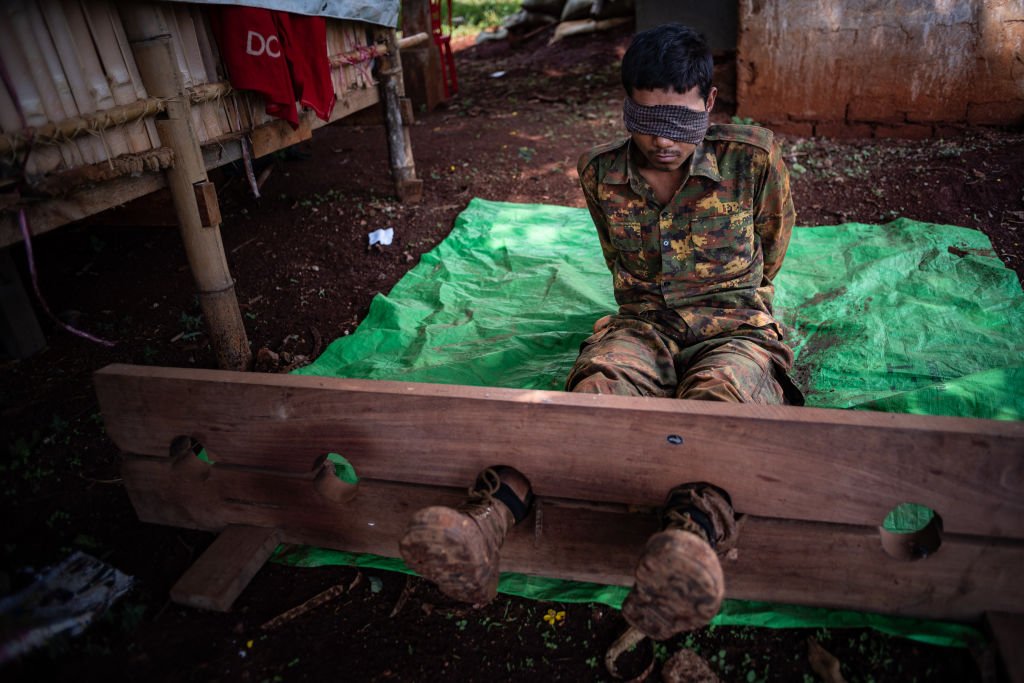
[399,24,802,641]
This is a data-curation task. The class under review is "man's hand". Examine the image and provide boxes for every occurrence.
[593,315,613,333]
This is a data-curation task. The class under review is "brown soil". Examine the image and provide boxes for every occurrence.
[3,23,1021,682]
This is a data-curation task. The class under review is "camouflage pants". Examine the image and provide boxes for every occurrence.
[565,313,802,404]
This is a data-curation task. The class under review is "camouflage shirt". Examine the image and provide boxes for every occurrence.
[577,124,796,340]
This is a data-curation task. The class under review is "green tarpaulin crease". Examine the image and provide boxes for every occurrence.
[288,198,1024,647]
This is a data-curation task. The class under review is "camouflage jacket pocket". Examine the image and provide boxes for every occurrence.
[609,220,650,279]
[609,220,643,251]
[691,210,756,280]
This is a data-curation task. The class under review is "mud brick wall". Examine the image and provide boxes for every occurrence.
[735,0,1024,138]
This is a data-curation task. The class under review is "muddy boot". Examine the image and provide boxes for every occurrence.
[621,482,738,640]
[399,466,533,605]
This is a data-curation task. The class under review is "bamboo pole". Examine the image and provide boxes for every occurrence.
[374,28,422,203]
[171,6,224,142]
[0,11,64,175]
[39,0,107,163]
[83,0,153,153]
[190,7,233,136]
[192,8,221,79]
[110,2,161,149]
[197,6,233,137]
[17,3,85,168]
[61,0,130,159]
[120,4,251,371]
[326,21,344,93]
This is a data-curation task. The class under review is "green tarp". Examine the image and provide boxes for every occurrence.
[298,198,1024,417]
[283,198,1024,646]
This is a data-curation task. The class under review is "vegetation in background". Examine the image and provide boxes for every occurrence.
[451,0,519,37]
[398,2,524,40]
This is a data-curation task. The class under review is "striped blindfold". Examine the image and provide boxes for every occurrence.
[622,96,709,144]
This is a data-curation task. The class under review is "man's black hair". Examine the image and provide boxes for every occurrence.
[621,24,713,101]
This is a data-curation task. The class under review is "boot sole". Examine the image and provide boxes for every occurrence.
[622,529,725,640]
[399,506,500,605]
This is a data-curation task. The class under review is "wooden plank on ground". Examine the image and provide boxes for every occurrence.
[122,456,1024,621]
[96,364,1024,539]
[988,612,1024,683]
[170,524,281,611]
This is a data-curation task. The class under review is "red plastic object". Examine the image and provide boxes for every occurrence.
[429,0,458,98]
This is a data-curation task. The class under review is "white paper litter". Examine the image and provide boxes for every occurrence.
[368,227,394,247]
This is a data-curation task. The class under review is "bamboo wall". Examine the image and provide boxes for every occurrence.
[0,0,160,176]
[1,0,382,245]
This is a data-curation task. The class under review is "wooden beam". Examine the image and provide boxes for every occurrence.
[987,612,1024,683]
[0,174,166,249]
[318,85,380,127]
[94,364,1024,540]
[120,456,1024,620]
[170,524,281,612]
[250,117,313,159]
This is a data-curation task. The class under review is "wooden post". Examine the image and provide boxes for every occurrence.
[120,5,251,370]
[375,27,423,203]
[400,0,446,110]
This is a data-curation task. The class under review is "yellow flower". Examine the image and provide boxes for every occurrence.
[543,608,566,626]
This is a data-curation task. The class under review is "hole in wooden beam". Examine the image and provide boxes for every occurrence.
[324,453,359,484]
[169,435,213,478]
[879,503,943,561]
[313,452,359,503]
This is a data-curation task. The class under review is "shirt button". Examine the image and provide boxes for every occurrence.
[662,240,670,247]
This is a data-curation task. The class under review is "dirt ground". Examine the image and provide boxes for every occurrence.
[3,23,1022,682]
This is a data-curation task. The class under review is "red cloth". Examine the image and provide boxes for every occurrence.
[274,12,335,122]
[209,7,335,129]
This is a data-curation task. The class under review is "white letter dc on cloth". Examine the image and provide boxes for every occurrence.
[246,31,281,58]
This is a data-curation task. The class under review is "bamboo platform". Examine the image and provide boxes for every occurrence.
[0,1,420,366]
[94,363,1024,627]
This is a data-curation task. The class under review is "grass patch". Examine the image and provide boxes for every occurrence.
[452,0,519,36]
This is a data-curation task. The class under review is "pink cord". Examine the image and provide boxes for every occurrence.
[332,44,377,87]
[18,208,117,348]
[6,54,116,348]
